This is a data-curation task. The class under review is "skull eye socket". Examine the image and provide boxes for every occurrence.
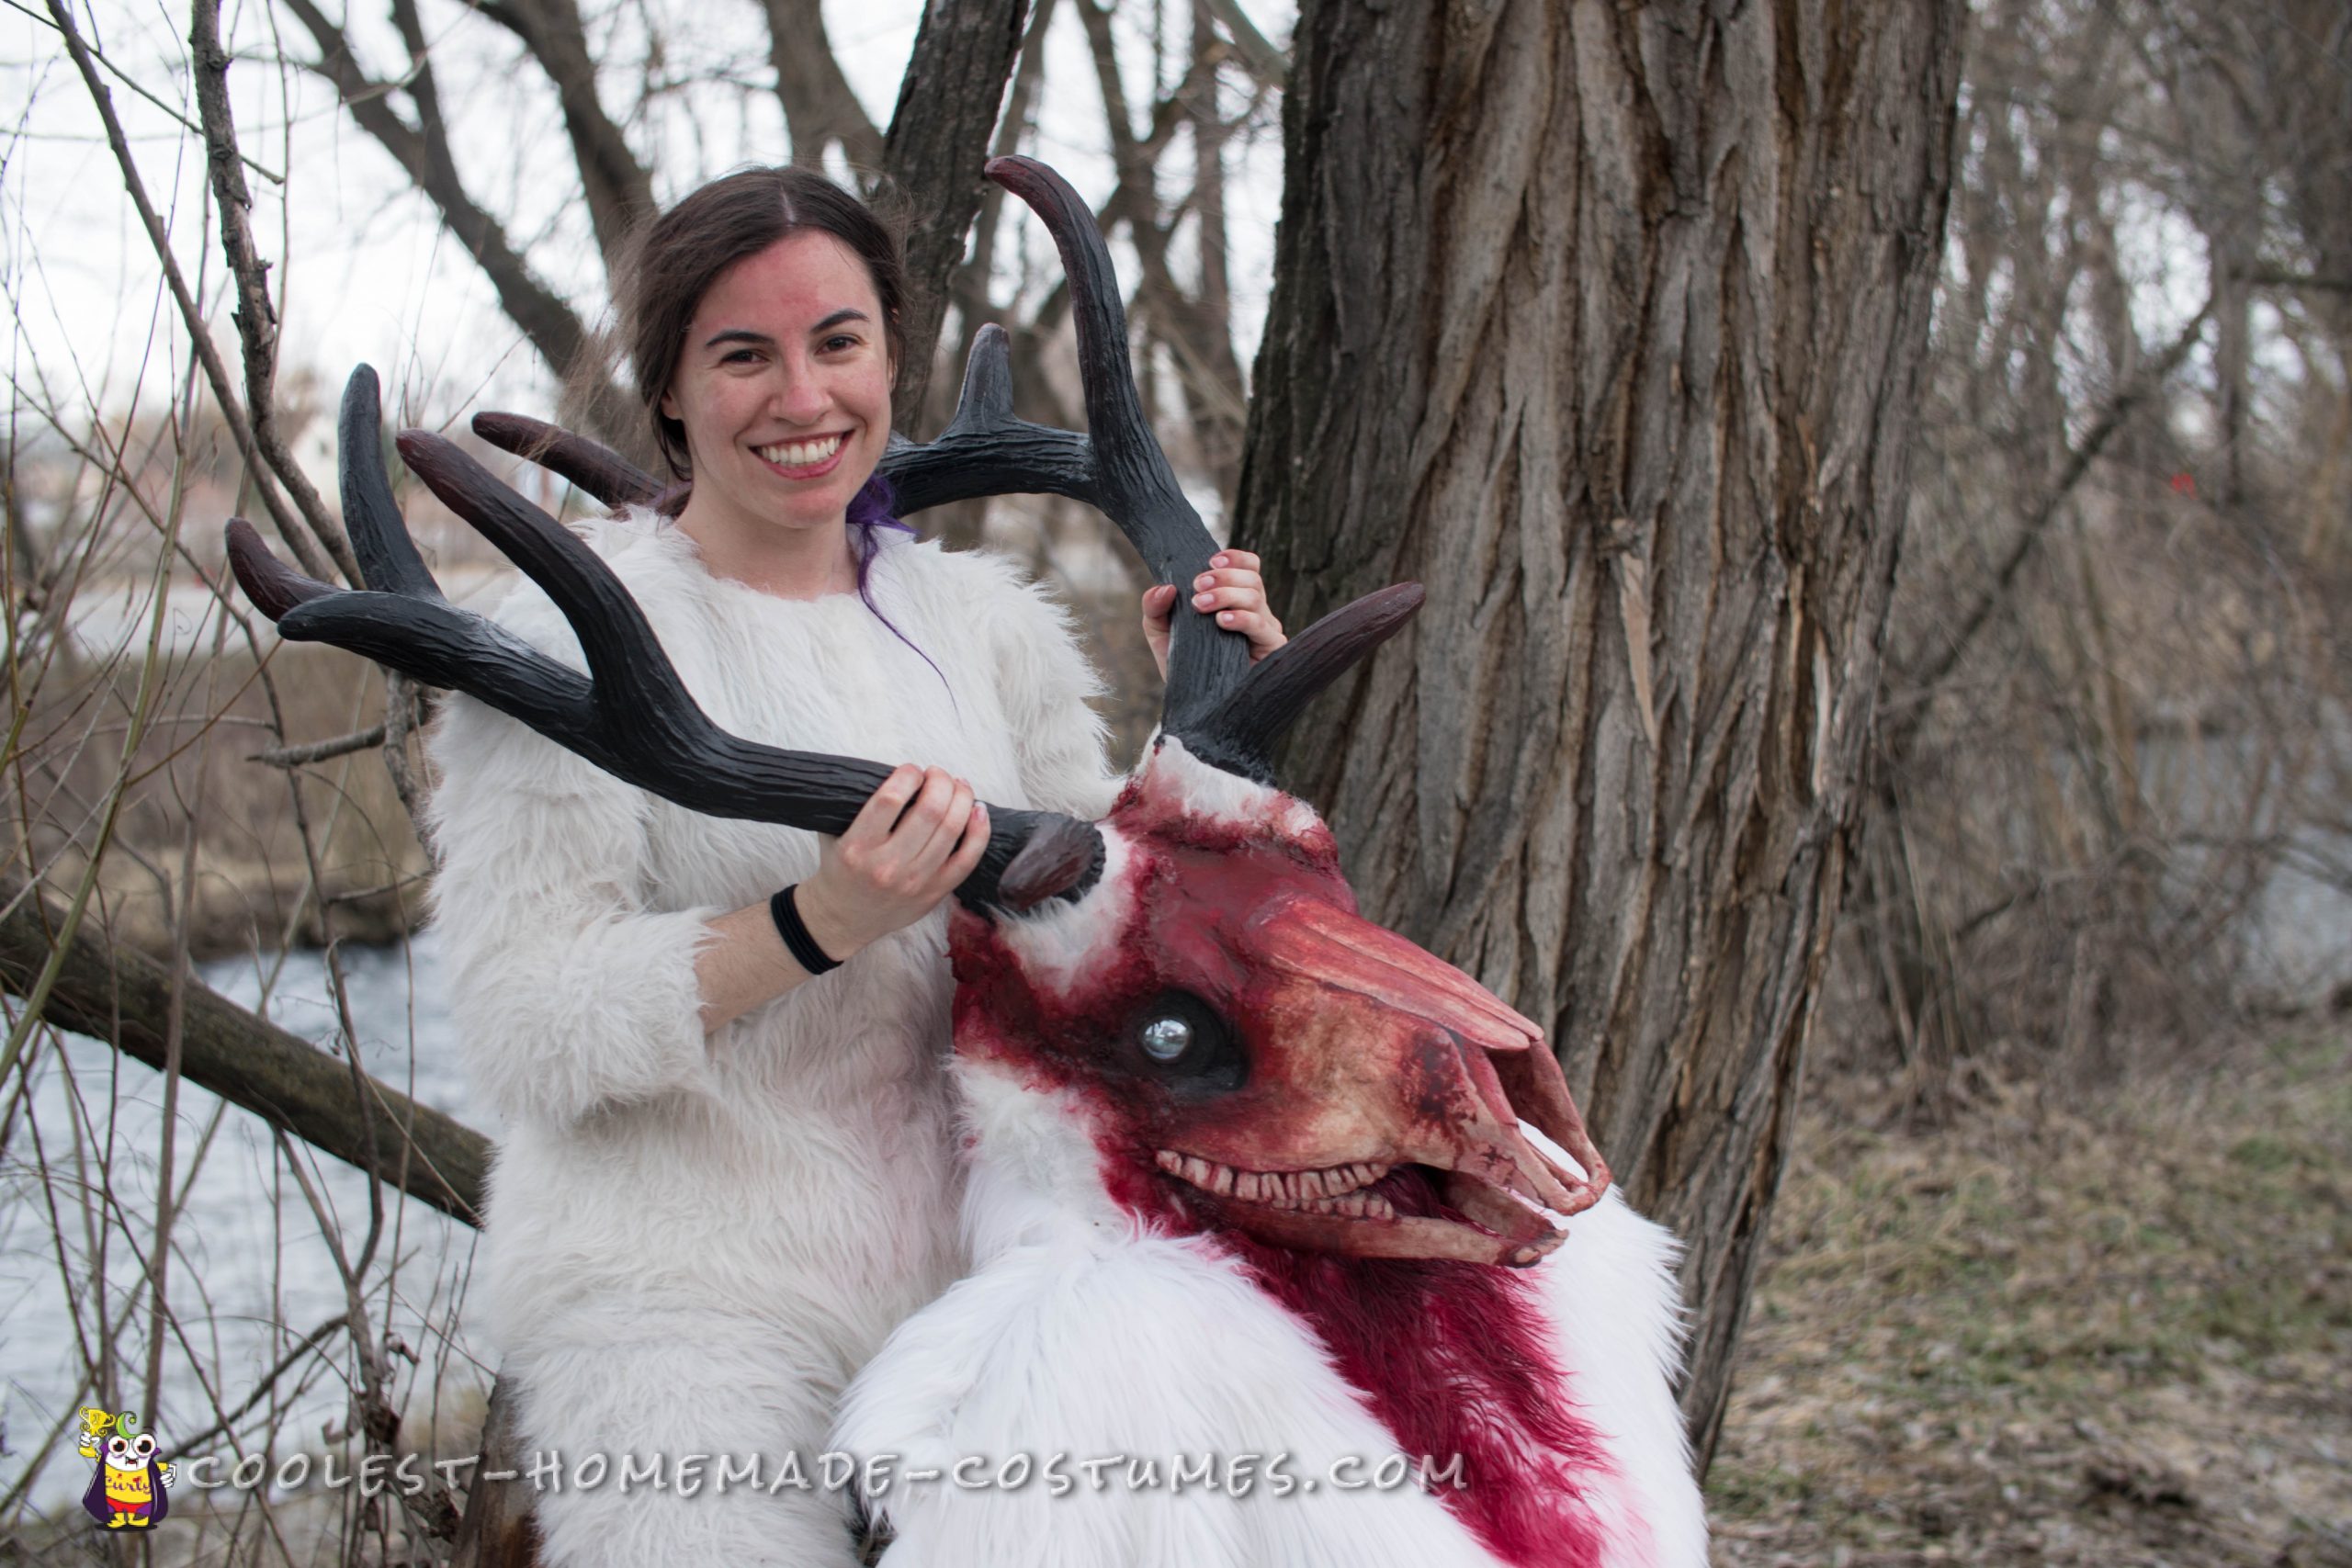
[133,1435,156,1458]
[1125,990,1244,1095]
[1139,1016,1192,1060]
[107,1437,128,1459]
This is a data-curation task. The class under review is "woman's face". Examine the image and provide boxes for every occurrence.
[660,230,895,545]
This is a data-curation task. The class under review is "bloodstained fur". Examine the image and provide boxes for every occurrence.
[1231,1204,1614,1568]
[947,772,1620,1567]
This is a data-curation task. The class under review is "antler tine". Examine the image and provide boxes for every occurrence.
[981,155,1254,740]
[394,430,703,728]
[341,366,443,597]
[226,518,337,620]
[1185,583,1428,784]
[223,366,1106,914]
[472,411,665,511]
[231,518,607,751]
[878,325,1094,514]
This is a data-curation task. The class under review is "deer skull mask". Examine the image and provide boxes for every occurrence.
[226,156,1611,1271]
[953,735,1608,1266]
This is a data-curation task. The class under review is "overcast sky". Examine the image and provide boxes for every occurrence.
[8,0,1293,447]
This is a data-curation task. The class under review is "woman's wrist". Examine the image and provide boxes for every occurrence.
[782,874,866,965]
[769,886,843,975]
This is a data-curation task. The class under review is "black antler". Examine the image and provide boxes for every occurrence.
[228,367,1102,913]
[470,411,664,511]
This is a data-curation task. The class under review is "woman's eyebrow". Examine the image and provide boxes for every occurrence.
[704,310,867,350]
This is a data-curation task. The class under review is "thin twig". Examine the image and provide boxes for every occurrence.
[189,0,362,585]
[251,723,389,768]
[0,0,284,182]
[1893,294,2218,735]
[44,0,346,586]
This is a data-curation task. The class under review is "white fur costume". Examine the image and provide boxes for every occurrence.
[423,510,1122,1567]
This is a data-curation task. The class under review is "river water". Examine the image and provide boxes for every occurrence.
[0,931,484,1514]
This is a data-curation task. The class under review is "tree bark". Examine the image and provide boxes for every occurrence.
[881,0,1031,432]
[1237,0,1964,1466]
[763,0,886,171]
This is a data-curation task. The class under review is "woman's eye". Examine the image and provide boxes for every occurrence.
[820,333,860,354]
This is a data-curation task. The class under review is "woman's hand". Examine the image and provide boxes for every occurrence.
[1141,549,1287,680]
[697,764,986,1028]
[791,764,990,961]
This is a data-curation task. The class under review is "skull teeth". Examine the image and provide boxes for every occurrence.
[1153,1151,1396,1215]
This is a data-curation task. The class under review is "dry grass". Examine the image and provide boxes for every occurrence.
[1707,1027,2352,1566]
[17,637,429,962]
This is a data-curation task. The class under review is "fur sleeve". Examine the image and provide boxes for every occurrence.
[978,553,1125,821]
[421,571,723,1131]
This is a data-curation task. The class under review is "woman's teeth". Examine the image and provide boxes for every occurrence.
[756,434,845,468]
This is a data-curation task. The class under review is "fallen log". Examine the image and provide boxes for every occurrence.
[0,880,487,1225]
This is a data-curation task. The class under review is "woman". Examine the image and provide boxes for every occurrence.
[423,167,1285,1567]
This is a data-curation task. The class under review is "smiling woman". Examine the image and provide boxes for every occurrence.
[413,164,1289,1568]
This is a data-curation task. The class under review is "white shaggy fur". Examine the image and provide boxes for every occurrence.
[834,971,1709,1567]
[1140,733,1327,840]
[989,825,1140,1004]
[424,512,1122,1567]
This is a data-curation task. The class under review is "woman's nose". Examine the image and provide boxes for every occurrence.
[770,359,830,426]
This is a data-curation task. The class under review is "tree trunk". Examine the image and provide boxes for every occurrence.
[882,0,1031,431]
[1237,0,1964,1466]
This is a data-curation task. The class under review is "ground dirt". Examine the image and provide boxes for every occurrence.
[1705,1027,2352,1566]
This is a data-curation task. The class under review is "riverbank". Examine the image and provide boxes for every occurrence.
[1706,1022,2352,1565]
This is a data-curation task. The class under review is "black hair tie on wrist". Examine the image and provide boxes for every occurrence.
[769,885,842,976]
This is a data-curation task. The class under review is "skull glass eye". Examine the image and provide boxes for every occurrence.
[133,1435,156,1458]
[1139,1016,1192,1061]
[107,1438,127,1458]
[1124,990,1244,1095]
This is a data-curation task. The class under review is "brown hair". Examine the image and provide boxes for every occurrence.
[613,165,909,481]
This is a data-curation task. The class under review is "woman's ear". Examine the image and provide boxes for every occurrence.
[659,389,680,421]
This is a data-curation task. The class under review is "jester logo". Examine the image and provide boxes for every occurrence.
[76,1407,175,1529]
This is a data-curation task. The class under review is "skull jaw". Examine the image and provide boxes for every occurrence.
[1182,1165,1573,1268]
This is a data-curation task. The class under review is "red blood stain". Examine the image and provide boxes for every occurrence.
[1229,1201,1615,1568]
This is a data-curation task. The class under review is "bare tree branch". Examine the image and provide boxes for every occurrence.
[1894,295,2218,725]
[2233,266,2352,294]
[251,723,388,768]
[277,0,601,405]
[466,0,655,267]
[4,0,284,183]
[880,0,1032,428]
[47,0,345,585]
[762,0,886,170]
[948,0,1059,340]
[1201,0,1285,87]
[1075,0,1246,499]
[191,0,363,587]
